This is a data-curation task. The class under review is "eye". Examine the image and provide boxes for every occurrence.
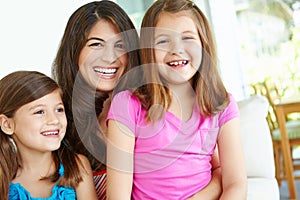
[182,36,194,40]
[34,110,44,115]
[56,106,65,113]
[88,42,104,49]
[115,42,125,49]
[155,39,169,45]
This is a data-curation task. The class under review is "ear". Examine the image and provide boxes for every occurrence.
[0,114,14,135]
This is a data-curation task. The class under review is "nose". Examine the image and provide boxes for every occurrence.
[170,39,184,55]
[101,44,117,63]
[47,112,59,125]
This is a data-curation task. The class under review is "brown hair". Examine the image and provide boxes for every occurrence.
[137,0,228,121]
[52,1,140,170]
[0,71,82,199]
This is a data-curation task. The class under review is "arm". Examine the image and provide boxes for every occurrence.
[75,154,98,200]
[187,149,222,200]
[218,118,247,200]
[106,120,135,200]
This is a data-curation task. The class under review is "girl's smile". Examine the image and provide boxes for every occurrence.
[167,59,189,68]
[11,89,66,152]
[154,11,202,84]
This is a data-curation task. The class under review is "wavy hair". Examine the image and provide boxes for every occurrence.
[52,0,140,170]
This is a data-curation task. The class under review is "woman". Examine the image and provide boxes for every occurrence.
[52,1,140,198]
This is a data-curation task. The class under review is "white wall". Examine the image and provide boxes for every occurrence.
[207,0,247,100]
[0,1,94,79]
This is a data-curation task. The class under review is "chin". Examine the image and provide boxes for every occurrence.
[50,142,63,150]
[96,84,115,92]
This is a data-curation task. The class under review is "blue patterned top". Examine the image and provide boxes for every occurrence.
[9,164,76,200]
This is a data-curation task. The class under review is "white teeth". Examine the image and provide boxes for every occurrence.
[94,68,117,74]
[42,131,58,136]
[169,60,187,66]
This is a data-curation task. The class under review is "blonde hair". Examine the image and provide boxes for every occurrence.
[136,0,229,122]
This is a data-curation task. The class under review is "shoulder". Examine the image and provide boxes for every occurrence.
[226,93,238,110]
[76,154,93,175]
[227,93,239,111]
[73,154,98,199]
[112,90,139,103]
[9,182,30,199]
[77,154,90,166]
[109,90,142,118]
[218,93,239,126]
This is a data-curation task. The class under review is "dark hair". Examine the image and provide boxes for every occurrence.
[52,0,140,170]
[137,0,228,121]
[0,71,82,200]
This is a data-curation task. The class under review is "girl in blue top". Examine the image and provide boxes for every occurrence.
[0,71,97,200]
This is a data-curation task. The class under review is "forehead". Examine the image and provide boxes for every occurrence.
[155,11,197,33]
[16,90,62,112]
[87,19,122,40]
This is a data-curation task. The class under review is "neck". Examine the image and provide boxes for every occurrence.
[98,92,112,134]
[168,82,196,122]
[13,151,55,183]
[168,81,195,101]
[18,150,53,172]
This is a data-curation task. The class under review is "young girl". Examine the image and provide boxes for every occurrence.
[0,71,97,200]
[106,0,247,199]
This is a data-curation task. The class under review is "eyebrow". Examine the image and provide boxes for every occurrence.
[115,39,123,43]
[182,30,196,34]
[154,33,169,40]
[86,37,124,45]
[182,30,198,35]
[29,102,64,111]
[155,30,197,38]
[86,37,104,42]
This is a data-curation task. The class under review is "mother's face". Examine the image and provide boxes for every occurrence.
[78,19,128,92]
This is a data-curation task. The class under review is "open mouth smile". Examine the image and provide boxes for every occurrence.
[167,60,189,68]
[94,67,118,78]
[41,130,59,136]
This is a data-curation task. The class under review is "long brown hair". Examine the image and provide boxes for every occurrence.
[52,1,140,170]
[137,0,229,122]
[0,71,82,200]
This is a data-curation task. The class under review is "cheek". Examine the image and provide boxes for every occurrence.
[119,54,128,70]
[187,41,202,55]
[78,49,92,83]
[188,43,202,67]
[61,116,67,129]
[78,50,85,68]
[78,47,93,68]
[154,49,166,63]
[14,117,32,132]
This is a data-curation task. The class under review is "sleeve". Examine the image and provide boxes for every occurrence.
[106,90,139,133]
[218,93,240,127]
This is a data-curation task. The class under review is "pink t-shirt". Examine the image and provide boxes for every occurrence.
[107,90,239,199]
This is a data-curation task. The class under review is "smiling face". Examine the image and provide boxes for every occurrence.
[10,89,67,153]
[154,11,202,85]
[78,19,128,92]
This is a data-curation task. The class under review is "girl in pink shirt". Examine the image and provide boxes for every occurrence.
[106,0,247,199]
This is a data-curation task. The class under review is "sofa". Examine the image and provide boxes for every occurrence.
[237,95,280,199]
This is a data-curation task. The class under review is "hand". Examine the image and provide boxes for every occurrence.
[186,167,222,200]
